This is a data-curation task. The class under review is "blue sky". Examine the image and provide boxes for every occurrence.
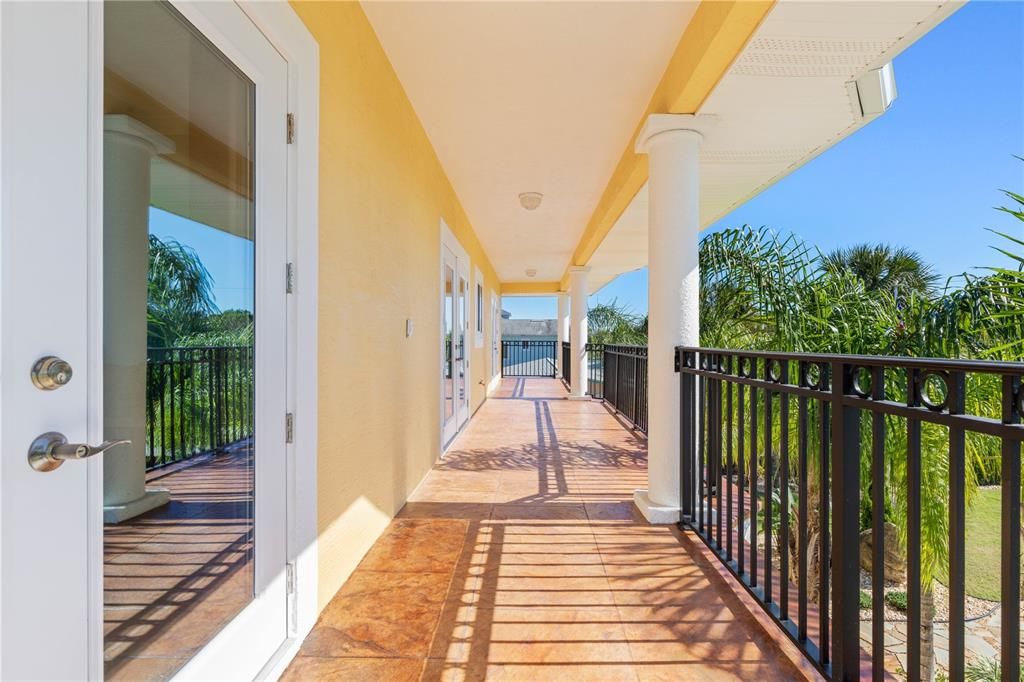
[150,208,255,312]
[503,0,1024,320]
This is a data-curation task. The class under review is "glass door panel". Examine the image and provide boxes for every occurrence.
[103,2,256,678]
[457,274,469,427]
[442,247,458,446]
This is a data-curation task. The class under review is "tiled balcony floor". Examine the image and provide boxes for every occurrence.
[285,378,818,681]
[104,447,254,681]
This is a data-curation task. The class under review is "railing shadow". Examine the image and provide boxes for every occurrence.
[103,450,254,678]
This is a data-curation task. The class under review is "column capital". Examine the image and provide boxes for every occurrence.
[104,114,176,155]
[567,265,591,274]
[635,113,714,154]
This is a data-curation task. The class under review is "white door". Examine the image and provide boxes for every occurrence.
[441,246,459,446]
[455,265,471,429]
[491,293,500,382]
[0,2,290,679]
[440,245,471,448]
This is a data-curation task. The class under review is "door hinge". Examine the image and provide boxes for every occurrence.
[286,561,296,594]
[286,262,295,294]
[286,412,294,444]
[286,113,295,144]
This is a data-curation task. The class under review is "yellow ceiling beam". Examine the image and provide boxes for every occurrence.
[501,281,562,296]
[559,0,774,290]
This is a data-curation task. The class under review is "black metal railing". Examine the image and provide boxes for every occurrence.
[561,341,571,386]
[146,346,254,470]
[677,347,1024,681]
[501,340,556,377]
[600,345,648,433]
[586,343,604,398]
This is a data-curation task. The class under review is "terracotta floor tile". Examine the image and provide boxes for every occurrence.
[490,503,589,521]
[290,378,817,682]
[104,656,189,682]
[357,519,468,574]
[420,658,640,682]
[282,656,425,681]
[300,571,452,658]
[398,502,494,520]
[633,662,802,681]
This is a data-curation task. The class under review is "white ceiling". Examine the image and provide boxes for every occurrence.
[362,1,699,283]
[587,0,963,293]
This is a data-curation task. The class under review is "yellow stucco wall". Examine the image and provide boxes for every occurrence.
[289,1,501,611]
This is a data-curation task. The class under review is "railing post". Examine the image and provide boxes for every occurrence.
[679,348,691,522]
[1001,375,1021,682]
[830,360,861,681]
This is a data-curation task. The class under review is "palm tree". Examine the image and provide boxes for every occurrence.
[147,234,218,348]
[698,226,1013,679]
[823,243,939,303]
[588,300,647,345]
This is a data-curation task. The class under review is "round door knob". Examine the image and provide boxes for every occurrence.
[31,356,73,391]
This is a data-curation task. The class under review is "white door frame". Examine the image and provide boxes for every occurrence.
[0,2,319,679]
[237,3,320,677]
[164,4,289,678]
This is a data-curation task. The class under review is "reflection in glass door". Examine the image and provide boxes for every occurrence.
[102,2,262,678]
[456,273,470,427]
[441,244,471,450]
[442,247,458,446]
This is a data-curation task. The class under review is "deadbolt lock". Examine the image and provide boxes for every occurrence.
[31,356,73,391]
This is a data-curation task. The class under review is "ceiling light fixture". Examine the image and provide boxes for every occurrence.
[525,268,537,278]
[518,192,543,211]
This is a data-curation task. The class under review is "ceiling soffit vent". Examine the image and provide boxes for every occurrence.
[732,37,899,78]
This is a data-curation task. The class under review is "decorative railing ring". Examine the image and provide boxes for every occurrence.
[849,365,873,399]
[917,370,951,412]
[799,361,824,390]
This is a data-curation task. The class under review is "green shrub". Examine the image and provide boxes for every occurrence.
[884,590,908,611]
[963,656,1024,682]
[859,590,872,610]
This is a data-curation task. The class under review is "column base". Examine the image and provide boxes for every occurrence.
[633,490,680,524]
[566,395,591,402]
[104,488,171,524]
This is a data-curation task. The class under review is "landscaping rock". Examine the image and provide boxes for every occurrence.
[859,522,906,583]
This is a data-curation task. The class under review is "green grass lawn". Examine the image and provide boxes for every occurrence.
[946,487,1002,601]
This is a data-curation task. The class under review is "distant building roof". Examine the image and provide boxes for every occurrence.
[502,319,557,337]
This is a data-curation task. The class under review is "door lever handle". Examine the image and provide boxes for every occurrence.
[28,432,131,472]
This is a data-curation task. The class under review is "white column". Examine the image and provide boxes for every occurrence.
[633,114,704,523]
[556,292,569,378]
[103,115,174,523]
[568,267,590,400]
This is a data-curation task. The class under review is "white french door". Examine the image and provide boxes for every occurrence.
[440,242,470,449]
[1,2,290,679]
[491,293,500,382]
[455,264,470,428]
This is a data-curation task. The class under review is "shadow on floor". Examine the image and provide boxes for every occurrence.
[103,448,254,681]
[284,378,819,681]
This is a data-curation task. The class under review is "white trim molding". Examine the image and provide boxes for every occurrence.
[235,1,321,677]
